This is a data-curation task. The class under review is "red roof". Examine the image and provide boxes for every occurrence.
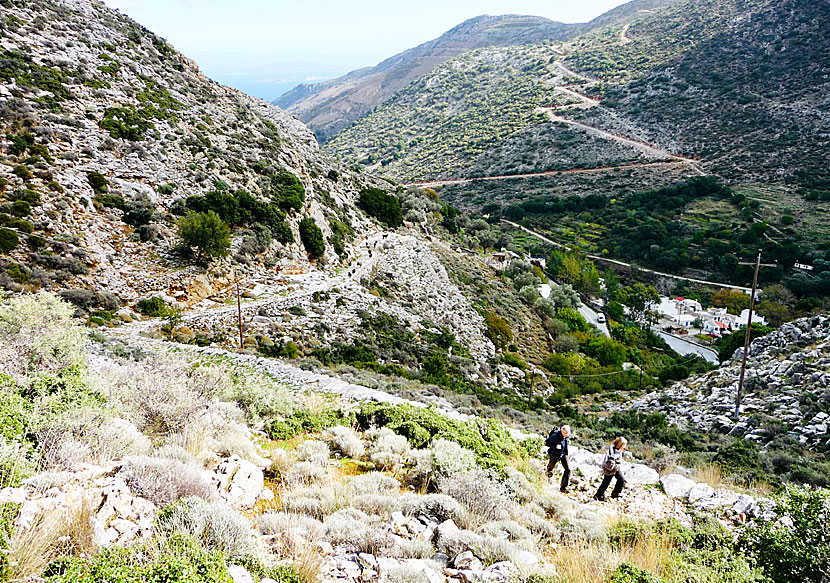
[716,322,728,329]
[673,296,685,301]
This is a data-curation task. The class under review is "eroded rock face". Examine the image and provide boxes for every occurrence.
[632,315,830,450]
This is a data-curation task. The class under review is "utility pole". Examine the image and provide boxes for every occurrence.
[734,251,776,420]
[235,276,244,350]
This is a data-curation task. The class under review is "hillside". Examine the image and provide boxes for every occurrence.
[275,15,576,142]
[0,0,382,309]
[323,0,829,188]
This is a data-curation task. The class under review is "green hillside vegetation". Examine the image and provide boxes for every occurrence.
[326,45,593,181]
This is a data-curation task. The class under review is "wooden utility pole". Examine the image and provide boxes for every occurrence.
[734,251,775,420]
[235,276,244,350]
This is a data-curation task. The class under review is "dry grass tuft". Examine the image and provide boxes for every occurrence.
[5,496,96,581]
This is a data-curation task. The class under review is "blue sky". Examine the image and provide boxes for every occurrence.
[103,0,630,101]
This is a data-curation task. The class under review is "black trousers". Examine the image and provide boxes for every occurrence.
[596,470,626,498]
[547,455,571,490]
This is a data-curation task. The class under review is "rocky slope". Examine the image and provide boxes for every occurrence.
[633,314,830,450]
[0,0,383,306]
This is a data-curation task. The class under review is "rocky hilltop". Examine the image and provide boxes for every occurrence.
[0,0,381,305]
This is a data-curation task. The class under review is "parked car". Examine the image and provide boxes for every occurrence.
[597,313,606,323]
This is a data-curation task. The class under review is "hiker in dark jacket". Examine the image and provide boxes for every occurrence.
[594,436,628,501]
[545,424,571,493]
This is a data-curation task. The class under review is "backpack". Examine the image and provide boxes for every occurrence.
[602,459,619,476]
[545,430,558,449]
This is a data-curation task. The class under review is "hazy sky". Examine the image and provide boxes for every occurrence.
[102,0,630,100]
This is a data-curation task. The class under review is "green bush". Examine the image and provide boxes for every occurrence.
[136,296,167,317]
[738,486,830,583]
[714,439,761,479]
[0,228,19,253]
[483,312,512,350]
[354,402,522,470]
[177,211,231,264]
[269,171,305,212]
[271,221,294,244]
[607,563,664,583]
[11,164,30,180]
[358,188,402,228]
[100,106,154,140]
[265,409,355,441]
[0,376,27,441]
[43,534,232,583]
[86,171,108,194]
[298,217,325,259]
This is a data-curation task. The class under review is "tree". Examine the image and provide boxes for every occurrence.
[712,289,750,315]
[534,297,557,320]
[177,211,230,264]
[755,300,791,327]
[299,217,325,259]
[548,283,580,310]
[620,284,659,325]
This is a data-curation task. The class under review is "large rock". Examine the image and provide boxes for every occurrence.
[687,483,715,503]
[660,474,696,499]
[622,462,659,485]
[213,456,265,508]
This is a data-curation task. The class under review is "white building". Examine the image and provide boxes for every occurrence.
[735,309,767,328]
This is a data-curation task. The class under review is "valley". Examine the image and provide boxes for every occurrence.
[0,0,827,583]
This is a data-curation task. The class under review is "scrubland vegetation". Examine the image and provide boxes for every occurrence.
[0,291,827,583]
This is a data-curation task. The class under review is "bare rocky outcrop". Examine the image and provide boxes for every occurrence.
[632,315,830,450]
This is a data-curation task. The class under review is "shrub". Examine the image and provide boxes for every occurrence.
[177,211,231,264]
[86,171,108,194]
[265,409,355,441]
[295,440,330,465]
[356,402,522,470]
[607,563,664,583]
[12,164,30,180]
[100,106,154,140]
[0,292,86,381]
[117,456,215,507]
[0,228,19,253]
[430,438,476,477]
[369,427,410,470]
[358,188,402,228]
[43,534,232,583]
[483,312,512,350]
[438,469,512,526]
[156,498,261,564]
[298,218,325,259]
[401,493,463,524]
[326,425,365,459]
[269,171,305,212]
[738,487,830,583]
[136,296,167,317]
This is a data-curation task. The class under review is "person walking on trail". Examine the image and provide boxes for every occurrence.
[594,436,628,501]
[545,424,571,493]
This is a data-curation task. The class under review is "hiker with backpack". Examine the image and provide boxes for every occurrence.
[594,436,628,501]
[545,424,571,493]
